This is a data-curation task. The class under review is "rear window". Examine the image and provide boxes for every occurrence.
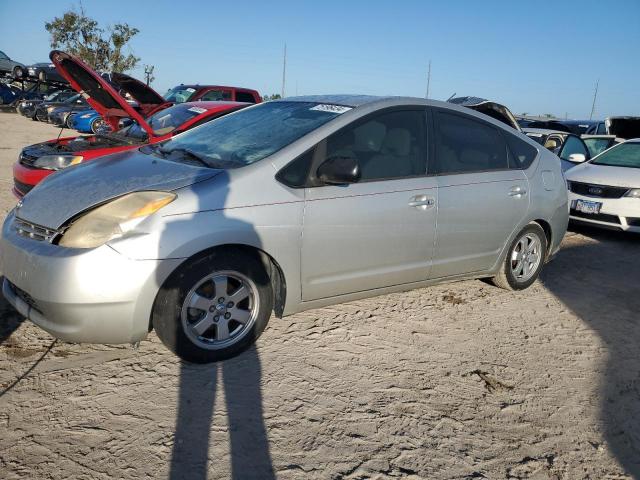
[236,91,257,103]
[504,133,538,169]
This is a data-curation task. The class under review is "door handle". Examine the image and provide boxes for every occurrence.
[408,195,435,210]
[509,186,527,197]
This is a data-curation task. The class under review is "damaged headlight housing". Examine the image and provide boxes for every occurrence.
[32,155,84,170]
[59,191,176,249]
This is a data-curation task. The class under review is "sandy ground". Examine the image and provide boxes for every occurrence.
[0,111,638,480]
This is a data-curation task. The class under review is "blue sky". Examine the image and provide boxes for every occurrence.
[1,0,639,119]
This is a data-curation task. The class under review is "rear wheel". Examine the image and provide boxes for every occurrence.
[491,223,547,291]
[153,249,273,363]
[90,117,105,134]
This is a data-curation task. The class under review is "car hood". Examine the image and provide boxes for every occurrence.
[49,50,166,137]
[605,117,640,139]
[447,96,521,131]
[565,161,640,188]
[15,151,221,230]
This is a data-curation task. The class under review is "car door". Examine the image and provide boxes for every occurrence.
[297,107,438,301]
[558,134,590,171]
[429,108,529,279]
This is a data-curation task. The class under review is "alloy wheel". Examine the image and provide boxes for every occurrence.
[180,270,258,350]
[510,233,542,282]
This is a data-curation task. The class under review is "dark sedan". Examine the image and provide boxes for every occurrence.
[18,62,69,84]
[17,90,75,118]
[34,93,88,122]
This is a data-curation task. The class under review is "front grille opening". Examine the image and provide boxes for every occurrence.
[569,181,629,199]
[570,209,620,224]
[14,217,60,242]
[8,281,41,314]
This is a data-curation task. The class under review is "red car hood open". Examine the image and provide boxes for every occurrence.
[49,50,167,135]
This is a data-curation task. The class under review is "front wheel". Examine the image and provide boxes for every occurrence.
[491,223,547,291]
[153,250,273,363]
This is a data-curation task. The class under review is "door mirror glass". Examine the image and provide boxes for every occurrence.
[317,155,360,185]
[568,153,586,163]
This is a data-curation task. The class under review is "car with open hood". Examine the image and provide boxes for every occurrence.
[447,96,521,131]
[1,95,568,363]
[585,117,640,138]
[13,51,248,198]
[565,139,640,232]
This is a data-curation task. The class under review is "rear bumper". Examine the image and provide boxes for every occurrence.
[1,211,183,343]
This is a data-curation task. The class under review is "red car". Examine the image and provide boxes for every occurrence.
[13,50,248,198]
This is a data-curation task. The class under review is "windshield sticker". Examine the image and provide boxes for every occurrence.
[186,88,196,93]
[188,106,207,114]
[310,104,352,114]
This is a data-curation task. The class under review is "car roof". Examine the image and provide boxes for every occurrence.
[523,128,570,135]
[181,101,248,110]
[174,84,258,92]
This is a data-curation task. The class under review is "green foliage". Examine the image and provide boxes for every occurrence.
[262,94,282,101]
[45,8,140,73]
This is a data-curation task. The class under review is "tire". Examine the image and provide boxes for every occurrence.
[65,114,75,129]
[90,117,104,134]
[491,223,547,291]
[153,249,273,363]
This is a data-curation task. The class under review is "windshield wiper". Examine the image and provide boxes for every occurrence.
[158,147,211,167]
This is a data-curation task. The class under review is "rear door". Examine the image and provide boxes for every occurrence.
[298,107,438,301]
[430,109,529,278]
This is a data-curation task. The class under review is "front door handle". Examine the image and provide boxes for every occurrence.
[509,186,527,197]
[408,194,435,210]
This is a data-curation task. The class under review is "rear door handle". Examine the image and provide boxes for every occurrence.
[509,186,527,197]
[408,194,435,210]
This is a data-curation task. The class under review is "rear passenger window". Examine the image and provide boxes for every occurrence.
[200,89,232,101]
[323,109,427,182]
[236,91,257,103]
[504,133,538,169]
[434,111,508,174]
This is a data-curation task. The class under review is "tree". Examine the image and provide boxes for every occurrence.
[262,94,282,101]
[45,7,140,73]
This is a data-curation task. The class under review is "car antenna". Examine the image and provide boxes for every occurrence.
[446,92,457,101]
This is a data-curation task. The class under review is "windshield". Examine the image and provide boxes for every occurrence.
[590,143,640,169]
[164,86,196,103]
[123,103,223,140]
[153,101,346,168]
[584,138,614,157]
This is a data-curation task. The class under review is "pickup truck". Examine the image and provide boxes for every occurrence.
[164,84,262,104]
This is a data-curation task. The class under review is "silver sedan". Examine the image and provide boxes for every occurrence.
[1,95,568,363]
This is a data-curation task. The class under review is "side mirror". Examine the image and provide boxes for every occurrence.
[118,118,134,129]
[317,156,360,185]
[568,153,587,163]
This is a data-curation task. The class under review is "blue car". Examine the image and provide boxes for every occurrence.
[0,83,18,105]
[71,109,107,133]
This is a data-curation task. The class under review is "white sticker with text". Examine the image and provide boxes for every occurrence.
[188,106,207,114]
[310,104,352,114]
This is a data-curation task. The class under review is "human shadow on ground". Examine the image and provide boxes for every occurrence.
[0,276,24,345]
[540,224,640,477]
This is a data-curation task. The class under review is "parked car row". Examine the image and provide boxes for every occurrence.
[1,50,637,365]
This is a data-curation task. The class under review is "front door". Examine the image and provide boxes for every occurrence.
[300,108,438,301]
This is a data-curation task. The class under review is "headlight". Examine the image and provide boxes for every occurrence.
[47,106,56,112]
[32,155,83,170]
[624,189,640,198]
[58,191,176,249]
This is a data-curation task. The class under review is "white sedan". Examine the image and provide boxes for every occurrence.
[566,139,640,232]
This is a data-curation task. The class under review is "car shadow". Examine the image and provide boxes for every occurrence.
[0,276,24,345]
[540,223,640,476]
[154,171,274,479]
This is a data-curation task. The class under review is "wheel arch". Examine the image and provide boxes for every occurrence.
[150,243,287,332]
[532,218,553,260]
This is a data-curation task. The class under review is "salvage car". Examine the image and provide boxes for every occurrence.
[34,92,88,122]
[566,139,640,232]
[13,51,248,197]
[1,94,568,363]
[523,128,591,171]
[17,90,75,118]
[0,51,24,77]
[447,96,521,131]
[70,108,106,133]
[17,62,69,84]
[164,84,262,104]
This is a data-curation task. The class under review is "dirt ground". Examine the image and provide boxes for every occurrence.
[0,111,638,480]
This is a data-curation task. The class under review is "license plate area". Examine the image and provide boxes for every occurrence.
[573,199,602,214]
